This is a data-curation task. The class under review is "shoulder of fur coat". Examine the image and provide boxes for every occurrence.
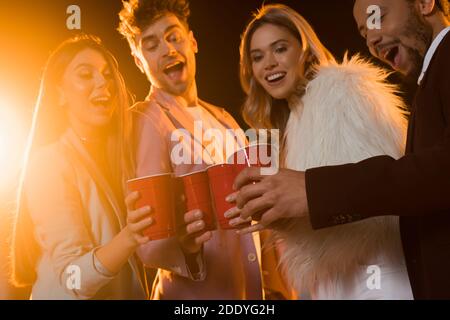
[281,55,409,297]
[285,54,408,171]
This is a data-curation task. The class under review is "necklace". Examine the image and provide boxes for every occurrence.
[73,129,107,145]
[79,135,104,145]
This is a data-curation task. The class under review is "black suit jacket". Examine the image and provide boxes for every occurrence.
[306,31,450,299]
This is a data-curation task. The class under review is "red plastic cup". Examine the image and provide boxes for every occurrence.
[227,143,273,169]
[127,173,177,240]
[179,170,216,231]
[207,164,251,230]
[226,144,275,222]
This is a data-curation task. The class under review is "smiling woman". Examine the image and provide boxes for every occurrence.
[235,3,413,300]
[9,34,151,300]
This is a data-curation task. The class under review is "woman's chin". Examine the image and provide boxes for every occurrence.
[88,116,113,128]
[267,89,289,101]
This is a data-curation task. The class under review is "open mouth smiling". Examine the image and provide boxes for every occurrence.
[265,72,287,84]
[90,96,112,108]
[381,45,400,68]
[163,61,185,75]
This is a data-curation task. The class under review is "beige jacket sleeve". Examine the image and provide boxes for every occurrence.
[24,146,115,299]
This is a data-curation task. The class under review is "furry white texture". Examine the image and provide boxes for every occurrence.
[281,55,408,297]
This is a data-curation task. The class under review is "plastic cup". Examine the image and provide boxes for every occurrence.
[227,143,273,168]
[178,170,216,231]
[207,164,251,230]
[127,173,177,240]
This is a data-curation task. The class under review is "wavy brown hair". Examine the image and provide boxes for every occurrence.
[240,4,336,135]
[10,34,135,287]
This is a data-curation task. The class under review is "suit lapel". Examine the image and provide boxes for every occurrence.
[148,89,213,162]
[61,129,149,296]
[406,111,416,153]
[201,99,239,130]
[61,129,126,228]
[406,85,424,154]
[148,88,197,137]
[201,100,248,150]
[147,87,248,163]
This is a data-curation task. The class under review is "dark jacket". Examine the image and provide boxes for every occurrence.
[306,32,450,299]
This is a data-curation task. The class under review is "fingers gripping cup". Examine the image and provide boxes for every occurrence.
[225,144,274,223]
[179,170,216,231]
[207,164,251,230]
[127,173,177,240]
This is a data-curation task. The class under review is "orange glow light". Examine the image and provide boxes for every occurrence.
[0,94,28,196]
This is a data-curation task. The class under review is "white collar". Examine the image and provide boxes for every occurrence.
[418,26,450,85]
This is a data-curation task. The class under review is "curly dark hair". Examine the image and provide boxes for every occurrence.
[118,0,191,51]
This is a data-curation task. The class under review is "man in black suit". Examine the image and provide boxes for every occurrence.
[228,0,450,299]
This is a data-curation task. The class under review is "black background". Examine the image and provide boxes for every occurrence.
[0,0,371,127]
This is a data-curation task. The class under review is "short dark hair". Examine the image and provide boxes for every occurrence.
[118,0,191,52]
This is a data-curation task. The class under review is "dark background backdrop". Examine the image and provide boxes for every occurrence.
[0,0,371,126]
[0,0,407,299]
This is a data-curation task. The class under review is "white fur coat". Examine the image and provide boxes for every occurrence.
[280,55,408,297]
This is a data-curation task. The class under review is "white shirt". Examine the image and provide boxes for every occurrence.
[185,105,263,272]
[186,105,246,164]
[418,26,450,85]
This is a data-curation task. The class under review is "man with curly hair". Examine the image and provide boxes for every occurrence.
[118,0,291,300]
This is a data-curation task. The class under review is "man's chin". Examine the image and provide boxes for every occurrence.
[397,65,422,85]
[398,47,425,85]
[162,82,189,96]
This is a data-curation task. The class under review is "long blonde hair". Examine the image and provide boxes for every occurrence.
[11,34,135,287]
[240,4,335,134]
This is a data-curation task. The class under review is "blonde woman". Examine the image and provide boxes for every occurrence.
[11,35,150,299]
[228,4,414,299]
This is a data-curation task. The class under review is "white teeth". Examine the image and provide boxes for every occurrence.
[165,61,182,70]
[383,49,392,60]
[91,96,111,106]
[267,72,285,82]
[93,97,109,102]
[382,46,398,63]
